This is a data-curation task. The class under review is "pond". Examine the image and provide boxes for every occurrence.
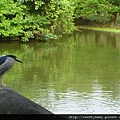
[0,29,120,114]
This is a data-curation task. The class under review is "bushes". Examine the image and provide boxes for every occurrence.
[0,0,26,37]
[0,0,75,42]
[74,0,120,24]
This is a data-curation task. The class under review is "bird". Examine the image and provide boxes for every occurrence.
[0,54,22,86]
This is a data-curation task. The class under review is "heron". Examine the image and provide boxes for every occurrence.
[0,55,22,86]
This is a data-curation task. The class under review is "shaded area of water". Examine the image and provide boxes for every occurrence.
[0,29,120,113]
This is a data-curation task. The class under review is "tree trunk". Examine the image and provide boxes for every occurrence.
[109,12,117,24]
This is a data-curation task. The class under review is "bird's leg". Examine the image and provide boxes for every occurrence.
[0,76,5,86]
[0,76,2,84]
[0,76,10,88]
[1,80,5,86]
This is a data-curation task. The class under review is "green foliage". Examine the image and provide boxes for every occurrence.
[1,0,120,42]
[53,0,75,35]
[38,33,58,40]
[37,0,75,35]
[74,0,120,23]
[0,0,75,42]
[0,0,26,37]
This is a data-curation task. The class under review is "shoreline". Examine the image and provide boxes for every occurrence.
[1,25,120,42]
[77,25,120,33]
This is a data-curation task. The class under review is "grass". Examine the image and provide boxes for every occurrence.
[77,15,120,33]
[78,26,120,33]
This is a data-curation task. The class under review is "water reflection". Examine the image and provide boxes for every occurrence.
[0,29,120,113]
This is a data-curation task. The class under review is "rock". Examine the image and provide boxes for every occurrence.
[0,86,69,120]
[0,85,52,114]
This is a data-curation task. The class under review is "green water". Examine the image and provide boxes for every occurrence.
[0,29,120,113]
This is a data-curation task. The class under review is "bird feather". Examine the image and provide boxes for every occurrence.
[0,56,7,65]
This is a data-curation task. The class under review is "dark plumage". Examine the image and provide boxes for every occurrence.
[0,56,7,65]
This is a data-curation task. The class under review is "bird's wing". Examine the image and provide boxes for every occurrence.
[0,64,8,75]
[0,56,7,65]
[0,56,9,76]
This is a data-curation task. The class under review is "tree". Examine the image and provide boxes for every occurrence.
[74,0,120,24]
[107,0,120,23]
[0,0,26,37]
[0,0,75,42]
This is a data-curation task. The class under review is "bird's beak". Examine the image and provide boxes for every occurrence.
[15,59,22,63]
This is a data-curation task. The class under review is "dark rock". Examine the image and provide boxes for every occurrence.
[0,86,69,120]
[0,85,52,114]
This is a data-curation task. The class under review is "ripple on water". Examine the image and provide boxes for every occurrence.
[31,87,120,114]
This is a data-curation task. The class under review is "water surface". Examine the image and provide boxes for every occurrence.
[0,29,120,114]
